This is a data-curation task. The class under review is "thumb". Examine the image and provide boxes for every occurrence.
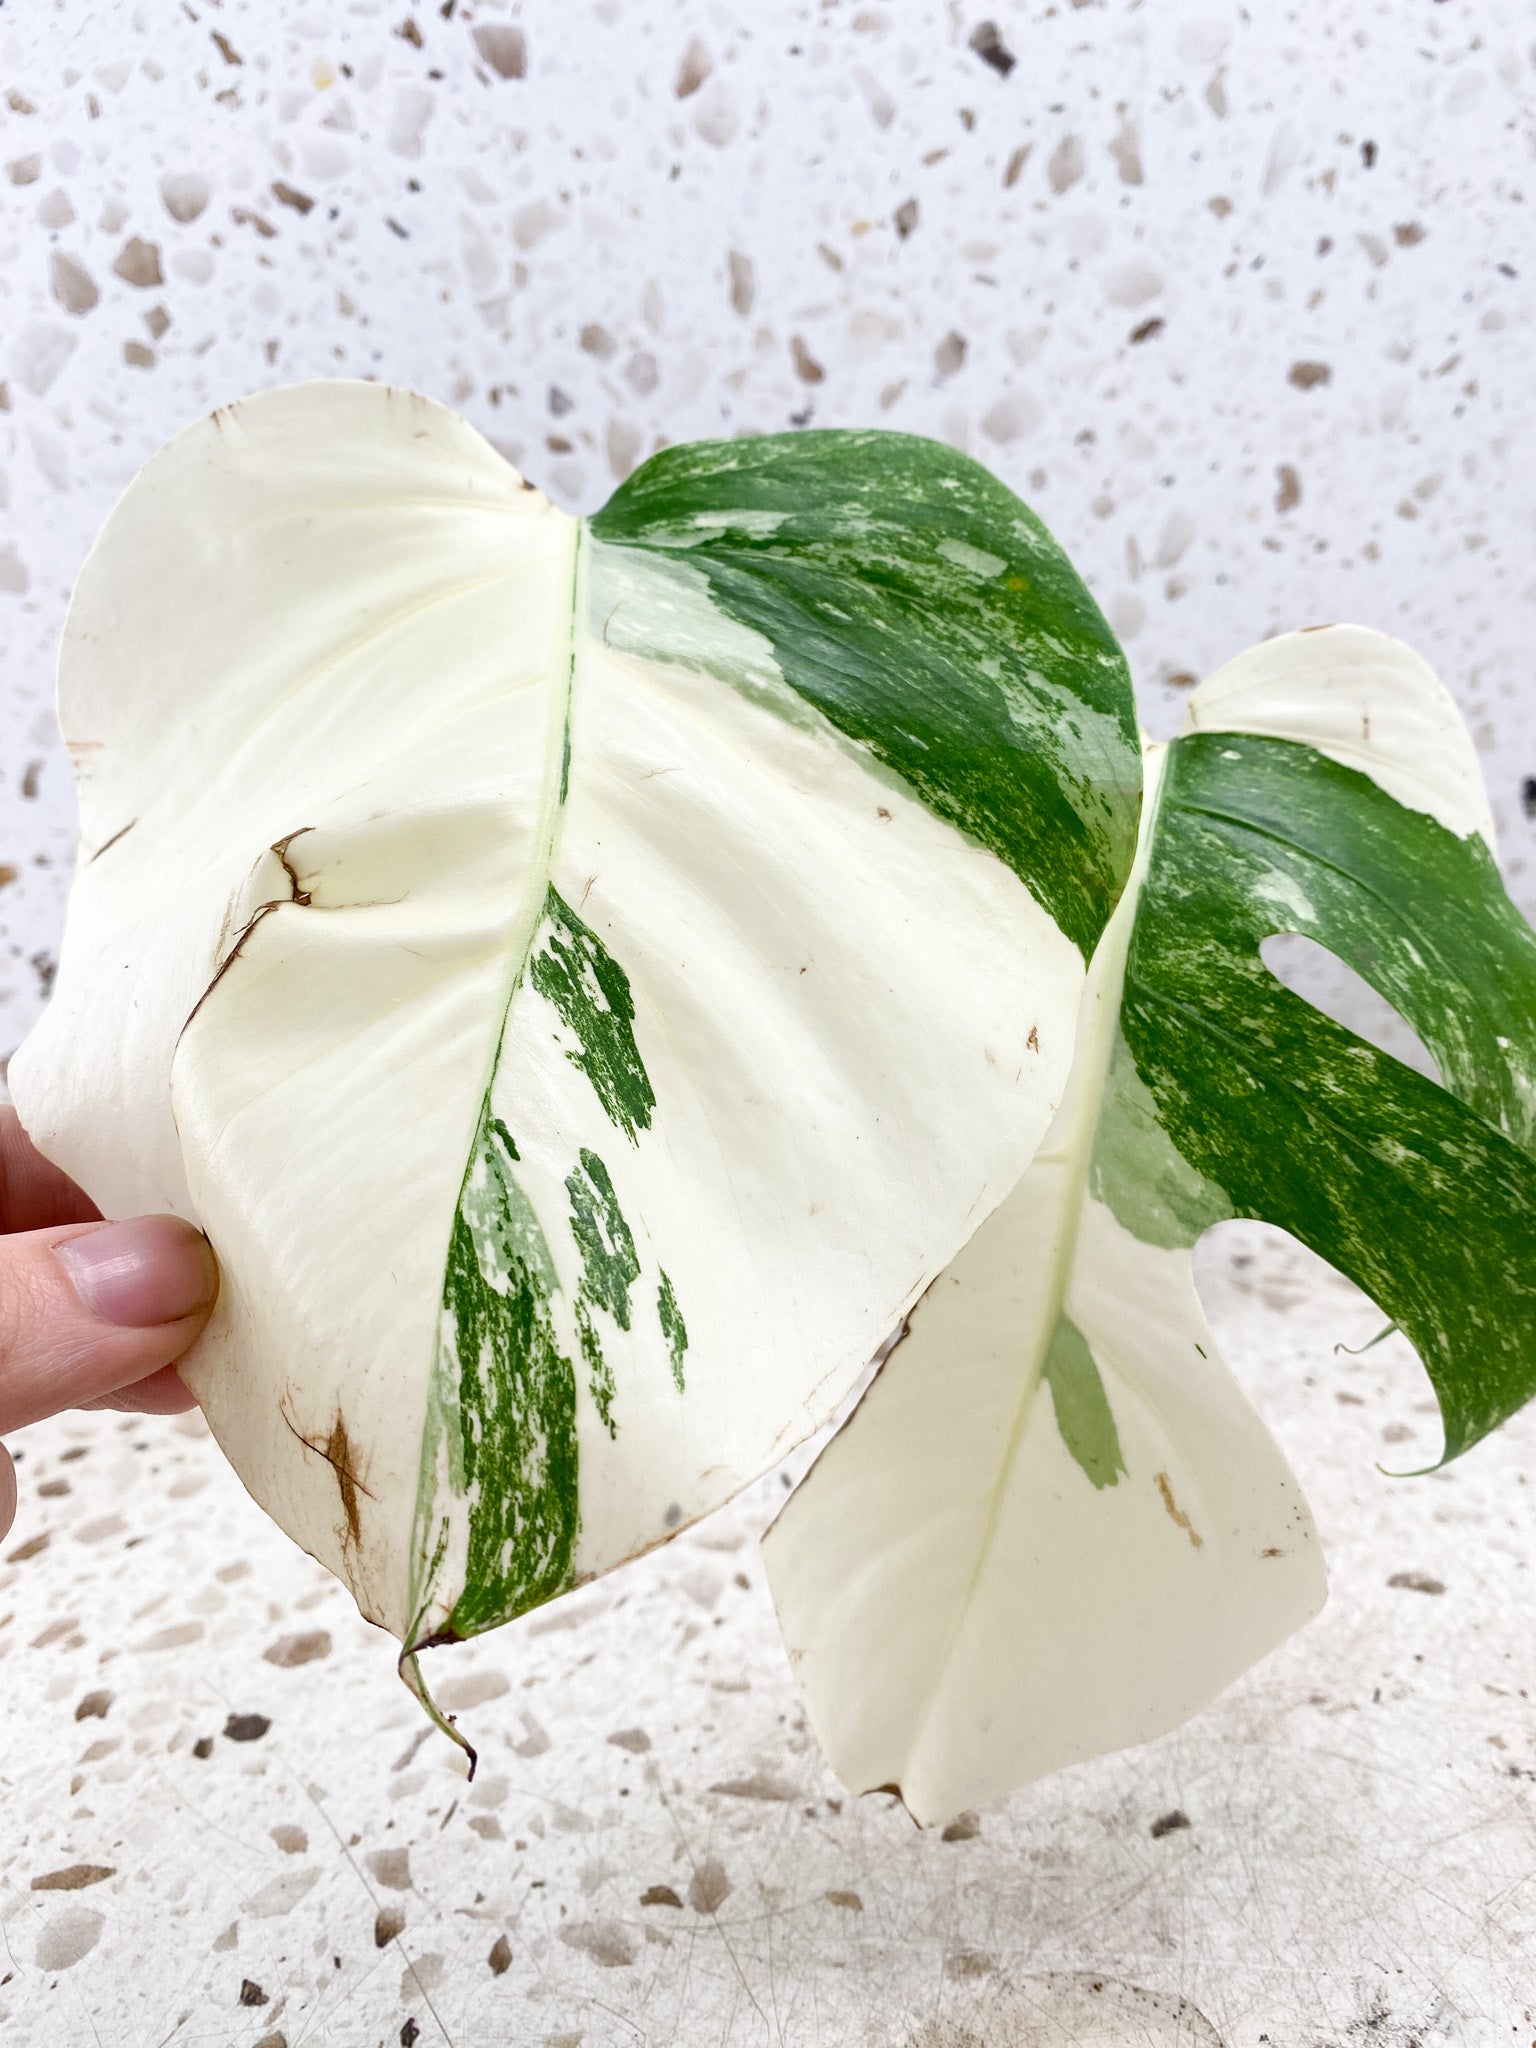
[0,1216,218,1441]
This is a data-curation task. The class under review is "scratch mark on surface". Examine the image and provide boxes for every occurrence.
[85,819,137,864]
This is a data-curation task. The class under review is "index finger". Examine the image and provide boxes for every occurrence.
[0,1107,101,1234]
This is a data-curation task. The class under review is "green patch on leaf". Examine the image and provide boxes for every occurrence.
[530,890,656,1143]
[440,1106,580,1638]
[574,1298,616,1439]
[1041,1314,1127,1490]
[566,1146,641,1438]
[592,431,1142,960]
[1090,1029,1233,1251]
[657,1268,688,1392]
[1125,733,1536,1464]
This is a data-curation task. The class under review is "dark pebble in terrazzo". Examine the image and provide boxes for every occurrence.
[223,1713,271,1742]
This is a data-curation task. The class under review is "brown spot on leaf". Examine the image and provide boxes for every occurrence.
[1275,463,1302,513]
[1288,360,1332,391]
[326,1415,363,1544]
[607,1727,650,1753]
[1388,1571,1445,1595]
[74,1690,112,1722]
[488,1932,512,1973]
[1154,1470,1204,1549]
[894,197,919,239]
[825,1888,863,1911]
[272,181,314,215]
[211,30,243,63]
[1150,1808,1191,1838]
[277,1401,372,1551]
[6,1531,49,1563]
[184,829,317,1036]
[238,1979,269,2007]
[376,1904,406,1946]
[640,1884,682,1908]
[1130,316,1165,344]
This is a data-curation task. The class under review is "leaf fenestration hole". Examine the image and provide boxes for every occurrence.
[1259,932,1442,1088]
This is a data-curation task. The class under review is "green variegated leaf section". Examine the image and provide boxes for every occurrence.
[591,430,1140,960]
[1125,727,1536,1462]
[766,624,1536,1825]
[12,383,1141,1680]
[427,1106,579,1641]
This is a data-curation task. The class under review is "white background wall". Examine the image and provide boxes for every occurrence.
[3,0,1536,1074]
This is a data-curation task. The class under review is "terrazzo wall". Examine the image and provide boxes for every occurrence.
[2,4,1535,2043]
[3,0,1535,1074]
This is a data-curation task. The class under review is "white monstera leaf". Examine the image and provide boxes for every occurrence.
[11,383,1141,1709]
[766,624,1536,1825]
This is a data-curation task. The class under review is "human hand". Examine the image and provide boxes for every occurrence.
[0,1106,218,1542]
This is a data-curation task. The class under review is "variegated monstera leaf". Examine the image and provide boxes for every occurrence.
[766,624,1536,1825]
[10,384,1141,1725]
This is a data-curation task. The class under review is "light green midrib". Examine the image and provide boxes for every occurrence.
[406,514,586,1640]
[895,746,1167,1791]
[478,517,586,1091]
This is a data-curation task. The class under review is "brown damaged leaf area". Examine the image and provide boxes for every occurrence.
[279,1400,375,1551]
[180,828,316,1039]
[1154,1469,1204,1550]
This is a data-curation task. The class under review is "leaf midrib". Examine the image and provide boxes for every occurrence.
[891,749,1167,1795]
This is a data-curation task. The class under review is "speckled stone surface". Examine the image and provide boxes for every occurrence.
[2,3,1535,2042]
[2,1233,1534,2044]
